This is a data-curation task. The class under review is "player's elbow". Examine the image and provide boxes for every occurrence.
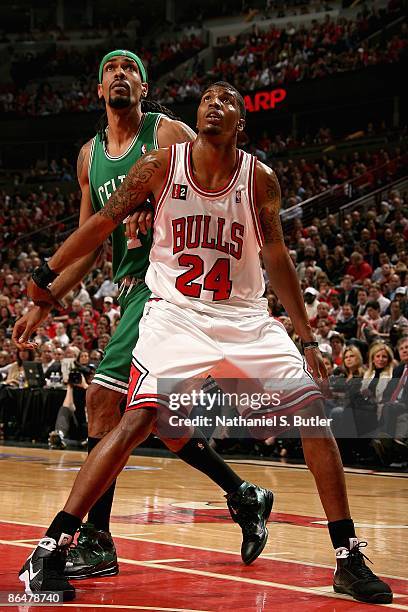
[261,242,290,265]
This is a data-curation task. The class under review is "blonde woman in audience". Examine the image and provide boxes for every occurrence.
[342,346,365,380]
[361,342,394,417]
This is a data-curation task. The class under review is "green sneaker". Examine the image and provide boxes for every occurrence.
[64,522,119,579]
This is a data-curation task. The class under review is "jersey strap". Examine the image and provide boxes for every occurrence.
[247,155,264,248]
[154,145,176,222]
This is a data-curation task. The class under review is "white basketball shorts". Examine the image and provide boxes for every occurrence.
[125,298,322,427]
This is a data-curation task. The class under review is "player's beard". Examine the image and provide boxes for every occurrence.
[108,94,132,109]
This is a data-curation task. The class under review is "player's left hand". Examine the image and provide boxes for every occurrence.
[124,207,153,238]
[304,347,329,396]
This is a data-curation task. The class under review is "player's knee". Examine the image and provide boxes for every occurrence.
[297,399,334,438]
[119,409,156,445]
[86,383,122,436]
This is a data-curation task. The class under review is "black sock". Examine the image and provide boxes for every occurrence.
[46,511,81,545]
[86,436,116,532]
[328,518,356,549]
[176,428,244,494]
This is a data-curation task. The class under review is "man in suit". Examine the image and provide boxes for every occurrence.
[40,343,62,380]
[338,275,358,306]
[372,336,408,463]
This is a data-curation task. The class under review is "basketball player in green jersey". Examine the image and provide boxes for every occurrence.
[14,50,272,580]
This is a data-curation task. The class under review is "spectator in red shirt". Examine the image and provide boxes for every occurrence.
[346,251,373,281]
[309,301,337,329]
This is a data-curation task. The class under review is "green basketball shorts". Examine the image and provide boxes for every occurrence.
[93,281,151,394]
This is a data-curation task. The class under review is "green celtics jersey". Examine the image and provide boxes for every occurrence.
[88,112,163,283]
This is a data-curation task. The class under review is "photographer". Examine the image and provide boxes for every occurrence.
[48,363,96,449]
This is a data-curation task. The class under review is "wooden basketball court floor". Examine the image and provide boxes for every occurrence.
[0,446,407,611]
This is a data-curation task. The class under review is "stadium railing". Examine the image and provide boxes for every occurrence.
[280,156,408,230]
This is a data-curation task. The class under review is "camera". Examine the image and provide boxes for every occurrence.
[68,369,82,385]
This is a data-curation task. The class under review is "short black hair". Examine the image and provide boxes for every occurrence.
[203,81,246,118]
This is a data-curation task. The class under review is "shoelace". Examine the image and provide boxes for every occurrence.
[347,541,378,581]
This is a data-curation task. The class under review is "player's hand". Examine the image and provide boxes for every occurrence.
[304,347,329,396]
[26,279,63,309]
[124,208,153,238]
[12,304,51,349]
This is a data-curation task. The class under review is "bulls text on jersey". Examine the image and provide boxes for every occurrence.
[172,215,244,260]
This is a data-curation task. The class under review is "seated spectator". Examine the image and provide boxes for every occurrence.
[329,291,342,321]
[346,251,373,282]
[97,333,111,352]
[379,299,408,337]
[339,275,358,305]
[361,342,394,418]
[54,322,70,348]
[39,342,62,380]
[89,348,104,364]
[72,282,91,307]
[330,332,345,366]
[394,287,408,317]
[310,302,336,329]
[93,262,117,300]
[0,349,13,380]
[339,345,366,380]
[78,350,90,367]
[0,306,13,331]
[296,247,322,280]
[278,316,301,351]
[65,345,80,359]
[5,348,36,386]
[303,287,320,319]
[98,314,112,334]
[327,345,366,459]
[102,296,119,324]
[316,318,336,348]
[368,283,391,314]
[358,300,383,341]
[387,273,403,300]
[354,288,369,318]
[370,336,408,464]
[336,303,358,340]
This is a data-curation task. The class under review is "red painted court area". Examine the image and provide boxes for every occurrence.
[1,522,408,611]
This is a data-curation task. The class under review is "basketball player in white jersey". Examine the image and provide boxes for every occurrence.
[19,82,392,604]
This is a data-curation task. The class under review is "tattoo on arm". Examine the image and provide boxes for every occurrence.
[100,155,161,223]
[260,171,284,244]
[77,145,87,180]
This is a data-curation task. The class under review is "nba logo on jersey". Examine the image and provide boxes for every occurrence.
[141,144,147,155]
[172,183,188,200]
[235,190,242,204]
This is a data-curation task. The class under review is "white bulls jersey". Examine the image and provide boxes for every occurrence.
[145,142,265,311]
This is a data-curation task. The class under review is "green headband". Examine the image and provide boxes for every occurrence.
[98,50,147,83]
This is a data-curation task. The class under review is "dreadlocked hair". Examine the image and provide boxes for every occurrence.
[142,99,180,120]
[95,98,180,144]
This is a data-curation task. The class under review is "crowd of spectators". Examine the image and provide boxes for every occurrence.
[1,3,405,117]
[1,173,408,464]
[155,8,406,105]
[249,186,408,467]
[0,34,205,117]
[1,133,405,214]
[269,145,406,209]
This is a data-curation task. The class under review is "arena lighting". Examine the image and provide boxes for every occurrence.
[244,88,287,112]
